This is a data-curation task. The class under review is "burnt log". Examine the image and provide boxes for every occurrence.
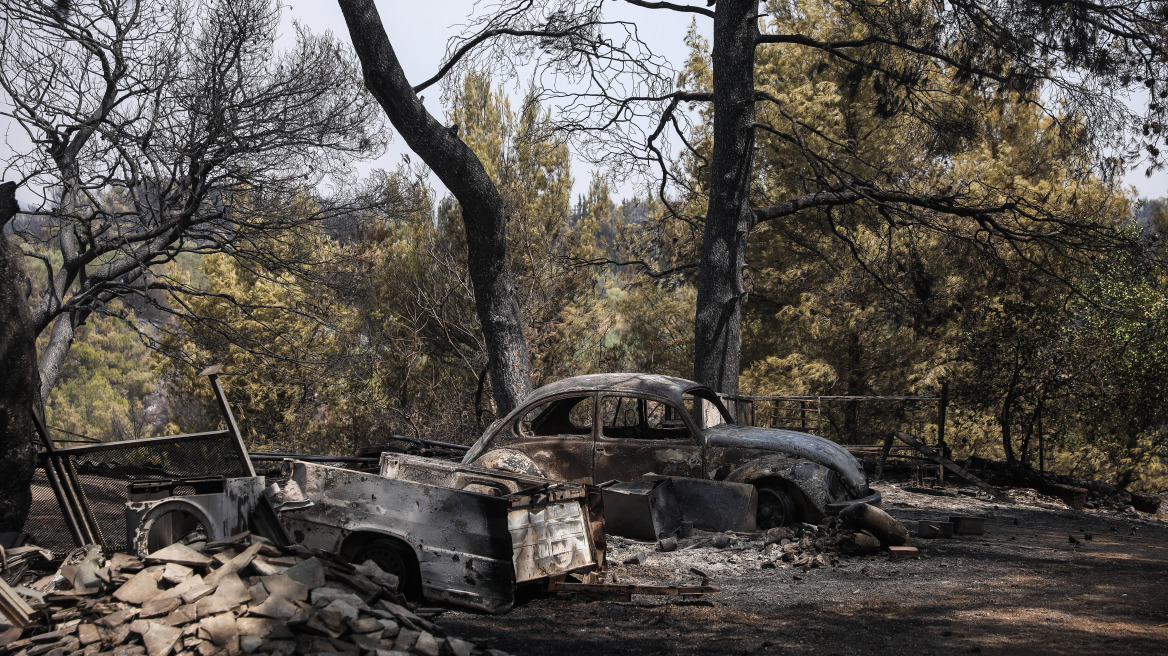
[838,503,908,547]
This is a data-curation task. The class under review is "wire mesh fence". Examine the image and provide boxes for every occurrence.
[724,394,947,447]
[24,431,252,554]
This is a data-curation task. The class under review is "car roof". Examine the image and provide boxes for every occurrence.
[521,373,713,408]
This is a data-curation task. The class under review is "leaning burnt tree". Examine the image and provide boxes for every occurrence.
[0,0,385,400]
[408,0,1168,397]
[337,0,535,414]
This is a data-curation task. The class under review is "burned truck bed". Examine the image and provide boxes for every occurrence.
[276,454,606,613]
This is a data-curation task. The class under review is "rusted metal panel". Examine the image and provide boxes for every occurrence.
[645,476,758,533]
[600,479,681,541]
[508,502,594,582]
[125,476,288,557]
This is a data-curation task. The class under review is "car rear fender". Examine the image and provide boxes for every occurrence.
[724,455,840,521]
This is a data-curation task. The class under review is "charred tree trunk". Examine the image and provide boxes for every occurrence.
[0,181,39,531]
[693,0,758,396]
[337,0,532,414]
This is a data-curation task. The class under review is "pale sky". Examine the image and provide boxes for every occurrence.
[1,1,1164,205]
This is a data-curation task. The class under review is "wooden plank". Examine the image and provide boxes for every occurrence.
[0,576,34,628]
[893,431,1008,500]
[550,582,719,597]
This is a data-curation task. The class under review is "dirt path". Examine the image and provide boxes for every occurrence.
[439,483,1168,655]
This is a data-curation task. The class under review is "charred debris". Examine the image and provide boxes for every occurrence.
[30,367,1157,653]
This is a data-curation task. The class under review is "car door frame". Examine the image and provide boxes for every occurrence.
[592,392,705,483]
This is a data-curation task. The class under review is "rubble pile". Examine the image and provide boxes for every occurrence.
[758,520,878,569]
[1,534,507,656]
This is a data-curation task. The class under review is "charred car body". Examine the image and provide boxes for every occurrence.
[275,454,605,613]
[463,373,880,527]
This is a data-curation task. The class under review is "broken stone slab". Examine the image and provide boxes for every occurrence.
[240,634,264,654]
[98,608,139,629]
[163,604,198,627]
[413,631,440,656]
[195,593,239,619]
[139,596,182,619]
[197,613,238,648]
[133,621,182,656]
[248,593,299,620]
[260,575,307,603]
[281,557,325,590]
[248,581,268,605]
[77,623,101,646]
[235,617,292,639]
[161,563,194,585]
[204,543,263,587]
[248,557,287,577]
[145,544,215,570]
[211,573,251,606]
[351,561,399,591]
[349,631,384,651]
[377,601,424,628]
[205,532,251,551]
[376,618,400,637]
[347,617,384,634]
[319,599,358,632]
[156,574,211,604]
[392,628,420,652]
[445,637,475,656]
[113,569,164,605]
[310,587,365,609]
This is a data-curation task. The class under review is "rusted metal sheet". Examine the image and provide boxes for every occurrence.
[645,476,758,533]
[277,458,603,614]
[600,479,681,541]
[508,502,593,582]
[125,476,288,557]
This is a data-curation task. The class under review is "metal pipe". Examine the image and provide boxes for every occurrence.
[30,408,97,546]
[248,453,379,464]
[200,365,256,476]
[379,435,470,452]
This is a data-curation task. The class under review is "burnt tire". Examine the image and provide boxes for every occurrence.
[352,538,422,599]
[755,485,796,529]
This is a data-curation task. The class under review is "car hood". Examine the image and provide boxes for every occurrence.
[704,425,868,495]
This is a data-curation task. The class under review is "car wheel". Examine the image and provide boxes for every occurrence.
[352,538,422,598]
[756,485,796,529]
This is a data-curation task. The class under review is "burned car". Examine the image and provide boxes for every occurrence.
[463,373,880,528]
[276,454,605,613]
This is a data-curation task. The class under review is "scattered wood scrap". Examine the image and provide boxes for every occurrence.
[550,580,719,602]
[893,431,1010,501]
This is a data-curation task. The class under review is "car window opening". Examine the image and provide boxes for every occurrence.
[516,395,593,438]
[600,396,692,441]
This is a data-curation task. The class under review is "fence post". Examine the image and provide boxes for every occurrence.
[937,381,948,455]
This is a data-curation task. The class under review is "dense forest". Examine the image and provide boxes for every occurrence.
[3,0,1168,500]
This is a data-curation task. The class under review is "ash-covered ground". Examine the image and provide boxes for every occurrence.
[440,482,1168,655]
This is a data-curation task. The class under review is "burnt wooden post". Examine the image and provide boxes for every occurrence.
[937,381,948,454]
[199,365,256,476]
